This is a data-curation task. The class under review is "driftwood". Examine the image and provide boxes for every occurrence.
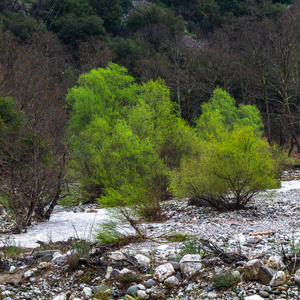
[200,239,248,265]
[249,231,275,236]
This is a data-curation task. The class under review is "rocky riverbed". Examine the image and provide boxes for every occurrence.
[0,172,300,299]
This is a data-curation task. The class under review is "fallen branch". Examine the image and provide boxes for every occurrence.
[249,231,275,236]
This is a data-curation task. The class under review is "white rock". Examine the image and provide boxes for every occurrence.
[9,266,16,273]
[208,292,218,298]
[83,287,92,297]
[154,263,175,282]
[108,251,126,261]
[137,284,146,290]
[156,245,169,252]
[267,256,285,270]
[164,275,179,287]
[135,254,151,267]
[24,268,37,278]
[245,296,264,300]
[53,293,67,300]
[105,266,113,279]
[119,268,137,276]
[52,252,67,264]
[180,254,202,277]
[270,271,287,286]
[137,290,149,299]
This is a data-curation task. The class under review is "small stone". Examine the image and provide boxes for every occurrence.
[154,263,175,282]
[244,296,264,300]
[126,285,139,297]
[164,275,179,287]
[207,291,218,298]
[105,266,113,279]
[258,290,270,298]
[92,284,109,294]
[108,251,126,261]
[180,254,202,277]
[24,269,37,278]
[137,290,149,299]
[266,256,285,270]
[52,252,67,265]
[119,268,137,276]
[144,279,157,289]
[9,266,16,273]
[270,271,286,287]
[83,287,92,297]
[135,254,151,267]
[53,293,67,300]
[156,245,169,252]
[260,286,272,293]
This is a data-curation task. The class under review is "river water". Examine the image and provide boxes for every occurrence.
[1,180,299,248]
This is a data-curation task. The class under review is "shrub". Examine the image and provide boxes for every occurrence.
[171,126,278,210]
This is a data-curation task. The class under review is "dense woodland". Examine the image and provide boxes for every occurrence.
[0,0,299,232]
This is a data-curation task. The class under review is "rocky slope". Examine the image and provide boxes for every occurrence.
[0,173,300,299]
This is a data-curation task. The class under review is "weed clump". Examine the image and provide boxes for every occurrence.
[179,238,201,257]
[94,221,125,246]
[166,232,189,242]
[212,271,239,290]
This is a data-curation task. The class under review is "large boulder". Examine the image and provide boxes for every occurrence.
[180,254,202,277]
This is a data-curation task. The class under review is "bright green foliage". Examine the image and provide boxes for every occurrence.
[196,87,263,138]
[67,63,196,218]
[171,126,277,210]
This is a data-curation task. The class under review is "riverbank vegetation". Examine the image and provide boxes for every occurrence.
[0,0,298,232]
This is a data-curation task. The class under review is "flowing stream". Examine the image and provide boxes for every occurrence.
[1,180,299,248]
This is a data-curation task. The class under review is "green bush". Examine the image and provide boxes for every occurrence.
[212,271,239,290]
[171,126,277,210]
[171,88,277,211]
[66,64,197,221]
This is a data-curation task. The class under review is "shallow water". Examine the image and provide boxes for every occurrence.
[1,180,299,248]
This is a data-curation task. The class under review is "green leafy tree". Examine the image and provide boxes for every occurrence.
[0,11,40,41]
[196,87,263,138]
[171,87,277,211]
[66,63,197,223]
[171,126,277,210]
[89,0,131,32]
